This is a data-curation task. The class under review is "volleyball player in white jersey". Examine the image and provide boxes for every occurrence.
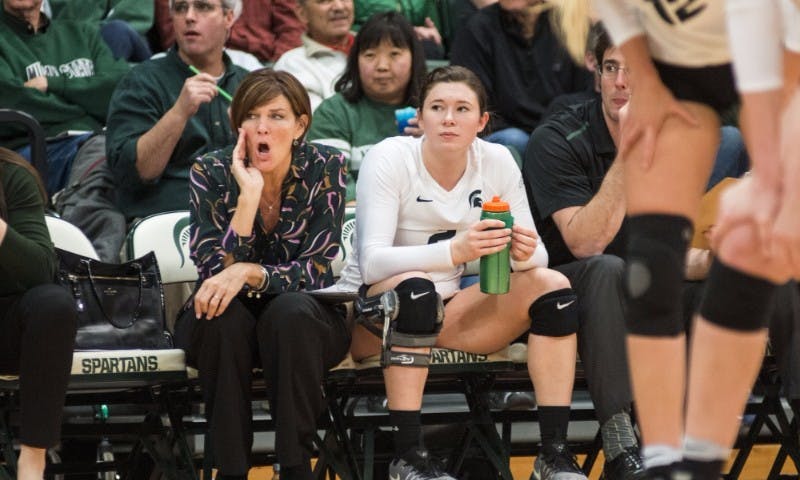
[339,65,586,480]
[560,0,800,478]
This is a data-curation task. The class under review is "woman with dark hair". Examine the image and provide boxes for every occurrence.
[308,11,427,202]
[0,148,77,480]
[337,65,585,480]
[173,69,349,480]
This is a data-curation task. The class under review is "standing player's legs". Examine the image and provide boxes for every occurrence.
[682,225,782,475]
[622,102,720,469]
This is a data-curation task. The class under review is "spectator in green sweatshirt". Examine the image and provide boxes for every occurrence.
[0,0,129,195]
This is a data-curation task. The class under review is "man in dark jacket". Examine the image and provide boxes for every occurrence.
[450,0,592,156]
[106,0,248,222]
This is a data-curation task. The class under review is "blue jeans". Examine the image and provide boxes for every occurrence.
[101,20,152,62]
[485,127,530,159]
[17,132,93,196]
[460,275,479,289]
[708,125,749,191]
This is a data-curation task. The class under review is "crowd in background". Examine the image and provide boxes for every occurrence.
[1,1,799,479]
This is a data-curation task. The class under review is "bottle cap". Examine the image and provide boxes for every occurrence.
[482,195,509,212]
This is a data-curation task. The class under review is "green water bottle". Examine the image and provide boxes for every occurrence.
[480,196,514,294]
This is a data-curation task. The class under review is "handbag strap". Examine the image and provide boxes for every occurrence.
[83,258,144,329]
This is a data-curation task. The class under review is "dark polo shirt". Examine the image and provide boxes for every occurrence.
[523,97,625,267]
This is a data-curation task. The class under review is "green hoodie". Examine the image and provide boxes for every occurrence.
[49,0,154,37]
[307,93,403,202]
[0,10,130,149]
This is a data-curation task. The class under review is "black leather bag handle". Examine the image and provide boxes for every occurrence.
[83,258,145,329]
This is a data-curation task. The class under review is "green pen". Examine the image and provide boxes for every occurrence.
[188,65,233,102]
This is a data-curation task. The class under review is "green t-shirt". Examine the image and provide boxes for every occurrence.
[0,10,130,149]
[353,0,441,32]
[307,93,406,202]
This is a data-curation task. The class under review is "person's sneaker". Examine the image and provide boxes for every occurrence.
[641,459,724,480]
[488,391,537,410]
[672,459,724,480]
[388,448,458,480]
[601,447,646,480]
[530,443,588,480]
[642,464,675,480]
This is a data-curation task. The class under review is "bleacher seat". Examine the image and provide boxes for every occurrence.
[330,206,356,277]
[124,210,198,332]
[0,216,192,479]
[125,211,197,285]
[45,215,99,260]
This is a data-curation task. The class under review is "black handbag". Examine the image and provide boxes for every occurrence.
[55,247,173,350]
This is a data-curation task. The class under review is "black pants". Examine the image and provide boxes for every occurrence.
[0,284,76,448]
[554,255,633,424]
[174,292,351,476]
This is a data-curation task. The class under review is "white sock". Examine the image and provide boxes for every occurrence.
[642,444,682,469]
[683,436,730,462]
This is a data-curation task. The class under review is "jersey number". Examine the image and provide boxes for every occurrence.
[428,230,456,245]
[644,0,707,24]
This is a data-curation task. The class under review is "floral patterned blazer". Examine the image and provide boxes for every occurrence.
[188,141,346,293]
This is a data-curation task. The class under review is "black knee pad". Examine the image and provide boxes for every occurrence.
[700,259,778,331]
[625,214,693,337]
[393,277,442,334]
[529,288,579,337]
[355,277,444,368]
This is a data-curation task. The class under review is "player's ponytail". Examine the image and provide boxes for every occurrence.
[549,0,593,65]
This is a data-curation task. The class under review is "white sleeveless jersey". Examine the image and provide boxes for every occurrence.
[336,136,547,299]
[595,0,730,67]
[596,0,800,78]
[728,0,800,91]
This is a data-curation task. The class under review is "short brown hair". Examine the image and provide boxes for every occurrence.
[230,69,312,138]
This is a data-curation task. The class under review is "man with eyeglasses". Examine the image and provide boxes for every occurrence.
[106,0,248,223]
[155,0,304,64]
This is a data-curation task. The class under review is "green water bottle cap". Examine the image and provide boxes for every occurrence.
[482,196,509,212]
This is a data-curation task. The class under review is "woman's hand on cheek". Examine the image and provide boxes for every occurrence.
[231,128,264,200]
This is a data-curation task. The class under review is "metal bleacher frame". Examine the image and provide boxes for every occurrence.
[0,112,197,479]
[0,215,197,479]
[1,110,799,479]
